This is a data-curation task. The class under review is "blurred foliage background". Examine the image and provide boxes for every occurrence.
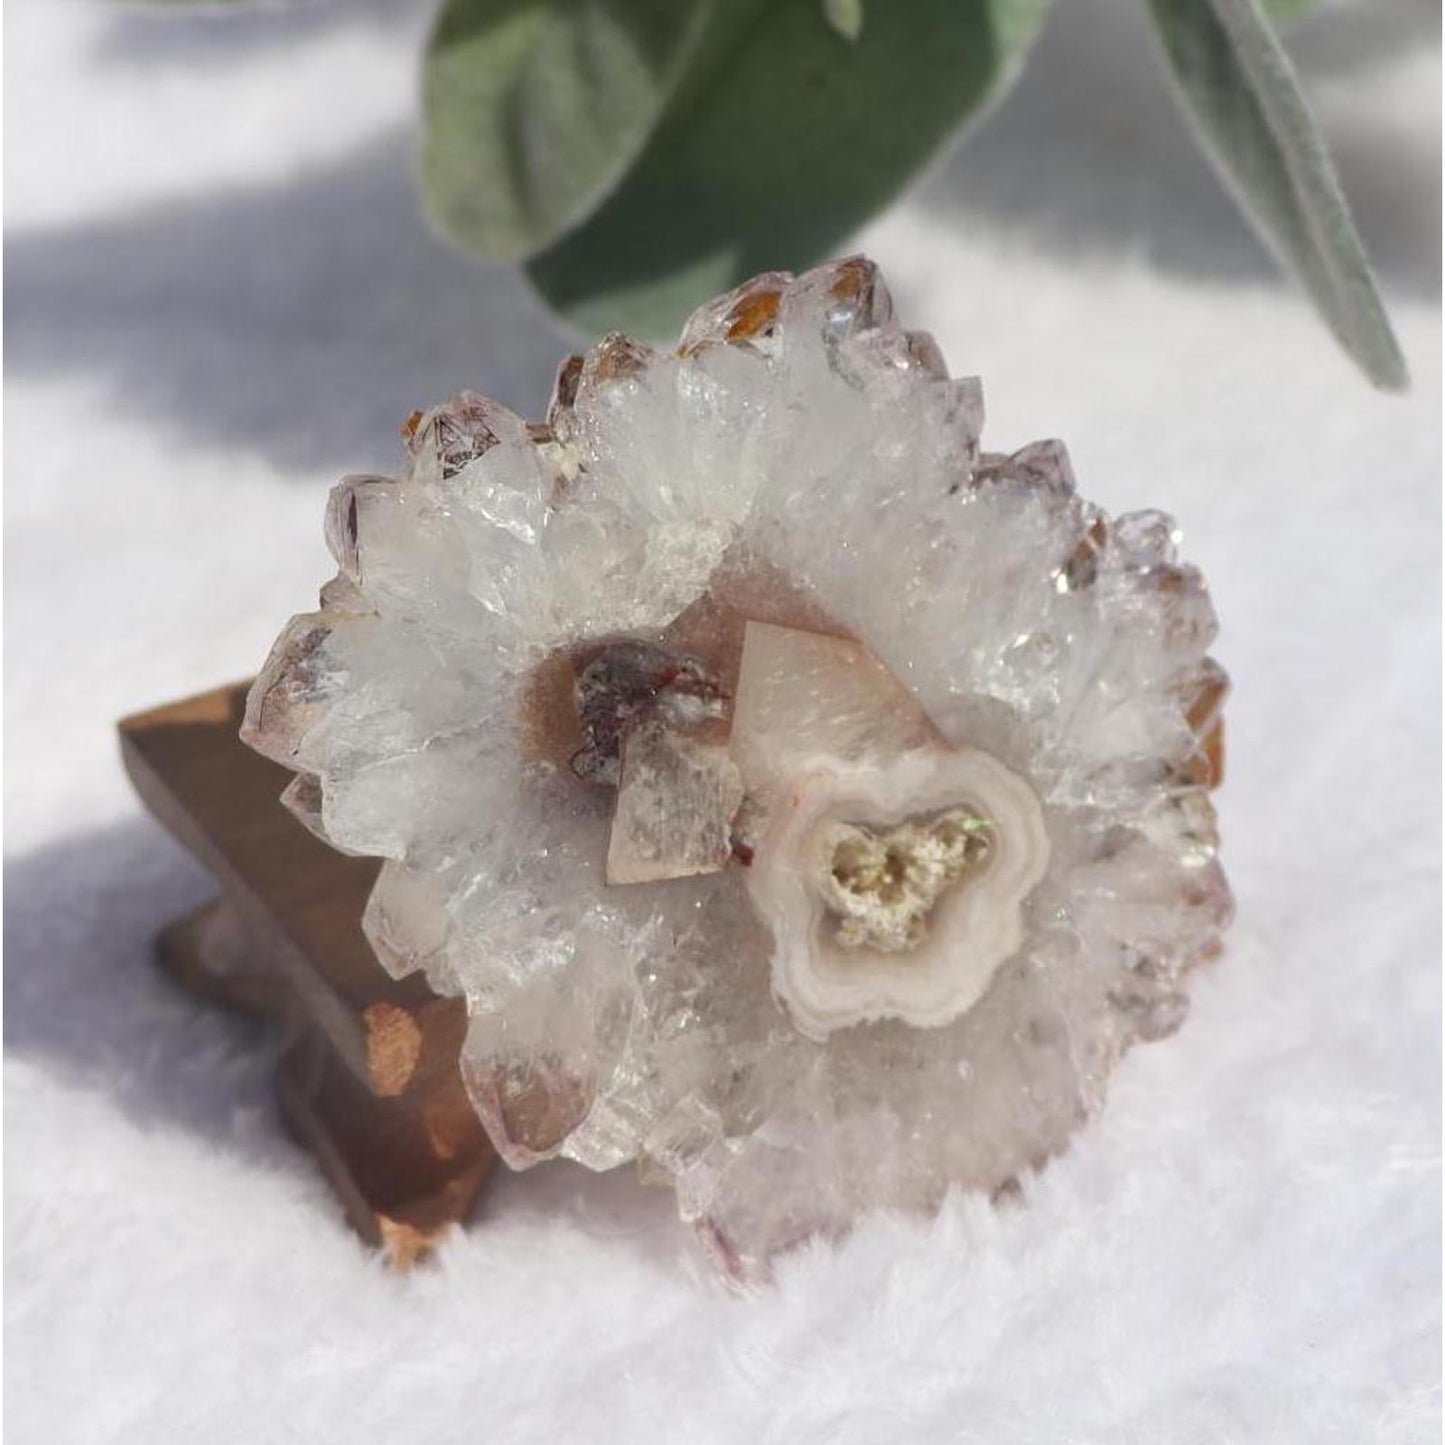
[159,0,1409,386]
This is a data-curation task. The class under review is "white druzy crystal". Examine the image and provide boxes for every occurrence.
[244,258,1233,1279]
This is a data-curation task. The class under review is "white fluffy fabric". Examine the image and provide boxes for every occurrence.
[5,1,1439,1440]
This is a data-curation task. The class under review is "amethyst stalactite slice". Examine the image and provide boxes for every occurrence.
[243,257,1233,1280]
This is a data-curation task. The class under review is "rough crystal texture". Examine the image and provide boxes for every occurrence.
[243,257,1233,1280]
[607,723,742,885]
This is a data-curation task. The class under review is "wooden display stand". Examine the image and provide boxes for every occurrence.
[119,684,496,1266]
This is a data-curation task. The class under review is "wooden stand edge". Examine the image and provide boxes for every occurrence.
[119,683,496,1266]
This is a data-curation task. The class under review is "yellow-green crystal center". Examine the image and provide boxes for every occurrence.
[820,808,992,953]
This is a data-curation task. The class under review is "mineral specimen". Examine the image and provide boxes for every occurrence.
[244,257,1232,1279]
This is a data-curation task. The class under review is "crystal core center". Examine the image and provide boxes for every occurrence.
[819,809,994,954]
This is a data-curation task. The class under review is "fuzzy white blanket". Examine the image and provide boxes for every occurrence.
[5,1,1439,1440]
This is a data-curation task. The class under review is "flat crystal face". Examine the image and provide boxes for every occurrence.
[243,256,1233,1280]
[606,723,743,885]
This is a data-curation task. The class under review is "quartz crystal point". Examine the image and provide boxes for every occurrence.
[243,257,1233,1280]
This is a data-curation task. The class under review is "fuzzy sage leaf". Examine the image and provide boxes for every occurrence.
[822,0,865,41]
[526,0,1051,338]
[1262,0,1320,21]
[422,0,714,263]
[1146,0,1406,389]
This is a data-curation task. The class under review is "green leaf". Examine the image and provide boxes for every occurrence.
[526,0,1052,338]
[422,0,715,263]
[1261,0,1318,22]
[1146,0,1407,389]
[822,0,865,42]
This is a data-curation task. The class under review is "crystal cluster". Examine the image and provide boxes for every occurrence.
[244,258,1232,1278]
